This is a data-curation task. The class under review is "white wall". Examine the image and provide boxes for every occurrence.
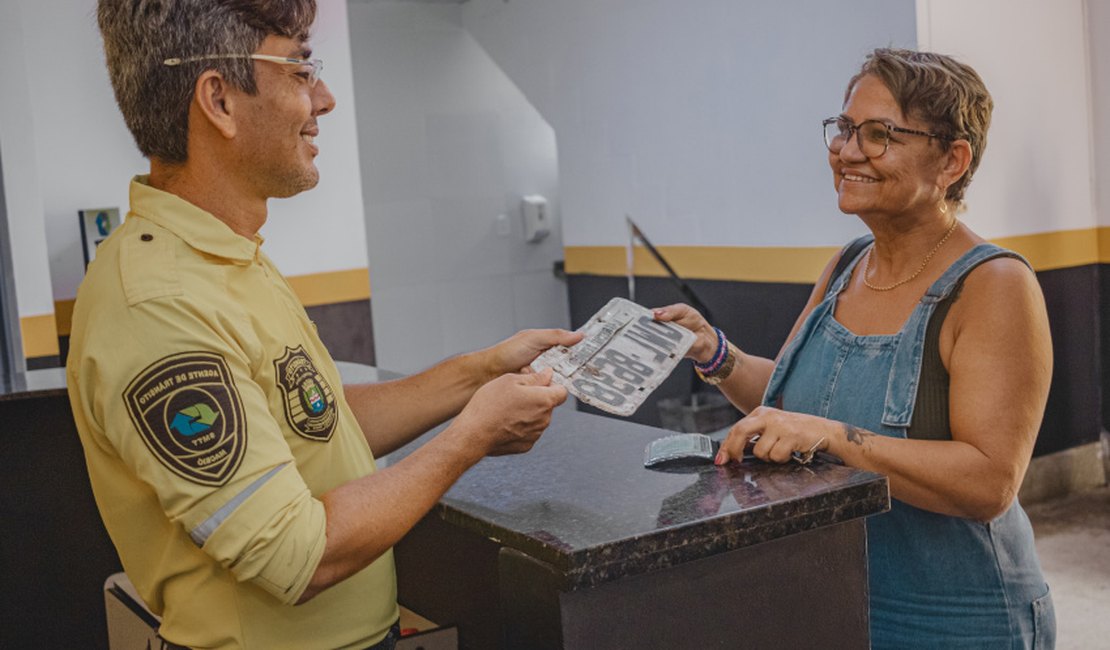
[1,0,367,311]
[0,0,55,321]
[261,0,370,278]
[918,0,1097,238]
[461,0,918,249]
[348,0,567,374]
[459,0,1098,251]
[1087,0,1110,227]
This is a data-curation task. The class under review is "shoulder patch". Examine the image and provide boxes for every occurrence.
[273,346,338,442]
[124,352,247,486]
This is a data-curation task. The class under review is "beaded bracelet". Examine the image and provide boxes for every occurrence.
[696,342,739,386]
[694,327,728,374]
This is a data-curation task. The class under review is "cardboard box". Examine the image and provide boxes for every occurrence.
[103,573,160,649]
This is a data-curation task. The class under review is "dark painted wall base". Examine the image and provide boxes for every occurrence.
[569,263,1106,457]
[26,354,60,370]
[1038,265,1101,455]
[305,299,376,366]
[1101,264,1110,432]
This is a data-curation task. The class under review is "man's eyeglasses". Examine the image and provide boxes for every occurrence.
[164,54,324,87]
[822,116,952,158]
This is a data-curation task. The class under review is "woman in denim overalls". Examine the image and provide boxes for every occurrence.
[657,49,1055,649]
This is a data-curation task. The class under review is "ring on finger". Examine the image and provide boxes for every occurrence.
[792,436,826,465]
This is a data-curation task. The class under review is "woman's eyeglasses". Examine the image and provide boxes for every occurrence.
[822,116,952,158]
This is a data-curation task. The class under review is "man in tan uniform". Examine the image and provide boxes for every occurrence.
[68,2,580,648]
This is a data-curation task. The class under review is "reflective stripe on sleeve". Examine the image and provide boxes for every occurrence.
[189,463,289,547]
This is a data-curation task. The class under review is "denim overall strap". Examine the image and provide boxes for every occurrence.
[762,235,873,407]
[826,234,875,298]
[880,243,1030,428]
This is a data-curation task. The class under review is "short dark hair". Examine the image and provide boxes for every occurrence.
[846,48,993,204]
[98,0,317,163]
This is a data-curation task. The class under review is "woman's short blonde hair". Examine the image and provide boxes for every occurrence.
[847,48,993,204]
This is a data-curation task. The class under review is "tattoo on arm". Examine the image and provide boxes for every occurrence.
[843,423,874,446]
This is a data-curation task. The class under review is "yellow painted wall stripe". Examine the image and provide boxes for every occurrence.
[19,314,60,358]
[53,298,75,340]
[566,227,1110,282]
[565,245,843,284]
[285,268,371,307]
[992,229,1102,271]
[15,227,1110,358]
[21,268,371,357]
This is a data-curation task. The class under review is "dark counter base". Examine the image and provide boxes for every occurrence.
[0,393,120,649]
[397,514,869,649]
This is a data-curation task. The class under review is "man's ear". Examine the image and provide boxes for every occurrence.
[193,70,237,139]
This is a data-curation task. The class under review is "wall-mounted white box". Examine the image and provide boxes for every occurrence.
[521,195,550,243]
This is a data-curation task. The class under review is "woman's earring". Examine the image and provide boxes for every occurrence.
[939,199,949,215]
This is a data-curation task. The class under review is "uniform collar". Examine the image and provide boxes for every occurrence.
[128,175,263,264]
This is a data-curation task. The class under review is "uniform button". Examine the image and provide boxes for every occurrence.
[141,234,153,242]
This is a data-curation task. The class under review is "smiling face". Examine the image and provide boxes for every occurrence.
[234,35,336,199]
[830,74,950,221]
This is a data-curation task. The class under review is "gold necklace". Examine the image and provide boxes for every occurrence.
[863,218,960,291]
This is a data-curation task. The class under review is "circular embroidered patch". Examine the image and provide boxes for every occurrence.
[273,345,337,441]
[123,351,246,486]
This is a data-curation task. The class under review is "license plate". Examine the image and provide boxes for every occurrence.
[531,298,695,416]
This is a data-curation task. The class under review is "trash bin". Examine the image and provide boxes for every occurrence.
[657,391,739,434]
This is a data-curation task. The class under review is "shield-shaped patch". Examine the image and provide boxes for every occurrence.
[123,352,246,486]
[273,345,337,441]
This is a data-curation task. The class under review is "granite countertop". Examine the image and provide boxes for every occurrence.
[385,406,889,591]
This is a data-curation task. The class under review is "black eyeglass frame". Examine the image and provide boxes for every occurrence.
[822,116,954,158]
